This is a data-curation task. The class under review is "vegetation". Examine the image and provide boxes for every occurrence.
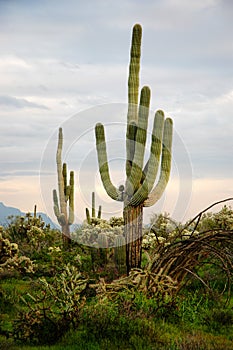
[0,203,232,349]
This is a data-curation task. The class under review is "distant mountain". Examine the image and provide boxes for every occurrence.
[0,202,57,228]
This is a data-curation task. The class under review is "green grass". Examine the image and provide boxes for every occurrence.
[1,278,233,350]
[1,326,233,350]
[1,262,233,350]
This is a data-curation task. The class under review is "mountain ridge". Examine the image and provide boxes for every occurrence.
[0,202,57,228]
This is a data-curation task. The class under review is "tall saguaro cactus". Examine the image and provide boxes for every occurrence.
[53,128,74,247]
[95,24,173,273]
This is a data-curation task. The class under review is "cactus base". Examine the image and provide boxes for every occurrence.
[123,203,143,273]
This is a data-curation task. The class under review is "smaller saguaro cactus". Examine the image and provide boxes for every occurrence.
[114,235,127,275]
[85,191,102,225]
[53,128,74,247]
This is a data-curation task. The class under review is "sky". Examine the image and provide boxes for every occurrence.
[0,0,232,224]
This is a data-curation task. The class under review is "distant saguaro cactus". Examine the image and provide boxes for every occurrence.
[53,128,74,247]
[95,24,173,273]
[85,191,102,225]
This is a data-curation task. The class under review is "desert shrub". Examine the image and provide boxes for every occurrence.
[72,220,124,248]
[0,338,16,350]
[5,213,61,257]
[109,216,124,227]
[13,264,88,345]
[0,229,34,276]
[176,331,233,350]
[202,307,233,335]
[80,298,161,347]
[197,205,233,232]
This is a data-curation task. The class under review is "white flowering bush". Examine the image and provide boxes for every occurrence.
[72,219,124,247]
[27,226,46,252]
[0,230,34,274]
[5,213,60,257]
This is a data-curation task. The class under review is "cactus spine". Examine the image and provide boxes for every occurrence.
[95,24,173,273]
[85,191,102,225]
[53,128,74,247]
[114,235,127,275]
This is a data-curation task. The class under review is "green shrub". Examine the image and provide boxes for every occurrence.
[0,230,34,276]
[12,265,88,345]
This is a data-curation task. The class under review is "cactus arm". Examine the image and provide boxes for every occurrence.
[125,86,150,198]
[140,161,148,184]
[144,118,173,207]
[53,189,66,226]
[92,192,96,218]
[53,189,60,218]
[95,123,123,201]
[68,171,74,225]
[62,163,67,198]
[127,23,142,123]
[129,110,165,206]
[86,208,91,224]
[126,23,142,178]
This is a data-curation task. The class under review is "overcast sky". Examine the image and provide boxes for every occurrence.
[0,0,232,224]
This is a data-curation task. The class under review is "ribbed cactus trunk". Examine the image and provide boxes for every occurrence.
[124,203,143,272]
[95,24,173,273]
[61,222,71,246]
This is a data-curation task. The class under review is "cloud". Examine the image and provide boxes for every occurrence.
[0,175,43,213]
[0,95,49,109]
[0,56,32,70]
[0,0,232,220]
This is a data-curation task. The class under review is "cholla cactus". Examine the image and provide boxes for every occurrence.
[95,24,173,272]
[85,191,102,225]
[53,128,74,247]
[0,231,34,274]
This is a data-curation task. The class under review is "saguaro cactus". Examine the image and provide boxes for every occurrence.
[85,191,102,225]
[95,24,173,273]
[53,128,74,247]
